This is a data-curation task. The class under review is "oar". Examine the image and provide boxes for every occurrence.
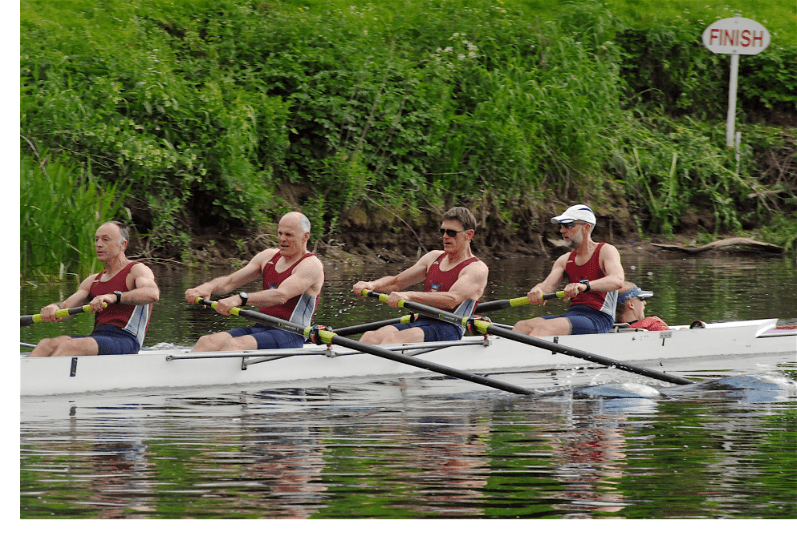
[475,292,564,314]
[20,304,105,327]
[361,290,694,386]
[194,298,534,396]
[335,293,561,335]
[335,313,420,337]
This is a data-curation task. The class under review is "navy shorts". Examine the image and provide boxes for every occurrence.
[542,304,614,335]
[391,319,464,342]
[78,325,140,355]
[227,324,305,349]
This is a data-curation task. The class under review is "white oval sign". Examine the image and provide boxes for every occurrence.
[703,17,770,55]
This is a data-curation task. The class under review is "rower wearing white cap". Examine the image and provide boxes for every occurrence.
[513,204,624,337]
[617,282,670,331]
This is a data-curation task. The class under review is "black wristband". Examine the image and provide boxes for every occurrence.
[114,291,123,304]
[578,279,591,292]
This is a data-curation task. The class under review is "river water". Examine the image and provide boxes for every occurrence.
[19,252,797,519]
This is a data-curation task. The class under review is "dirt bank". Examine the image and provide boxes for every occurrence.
[165,204,783,269]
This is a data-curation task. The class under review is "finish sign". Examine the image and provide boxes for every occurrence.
[702,17,770,55]
[702,16,770,149]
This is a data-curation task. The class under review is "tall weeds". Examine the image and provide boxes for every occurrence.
[20,152,129,280]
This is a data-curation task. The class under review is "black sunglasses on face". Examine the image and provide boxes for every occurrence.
[440,228,466,237]
[559,221,580,229]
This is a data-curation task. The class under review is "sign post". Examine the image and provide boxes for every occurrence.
[702,15,770,149]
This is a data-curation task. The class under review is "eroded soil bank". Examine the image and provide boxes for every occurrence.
[164,203,784,269]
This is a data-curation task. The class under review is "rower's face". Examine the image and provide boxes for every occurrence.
[95,223,124,262]
[440,219,471,252]
[631,297,647,317]
[277,216,308,256]
[561,222,587,247]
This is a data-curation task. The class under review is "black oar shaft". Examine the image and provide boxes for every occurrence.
[196,299,534,395]
[334,314,419,337]
[475,293,562,314]
[365,291,693,386]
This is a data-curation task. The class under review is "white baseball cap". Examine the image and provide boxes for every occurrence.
[551,204,596,225]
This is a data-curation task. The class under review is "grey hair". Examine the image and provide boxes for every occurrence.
[105,221,129,244]
[284,212,312,233]
[298,213,311,233]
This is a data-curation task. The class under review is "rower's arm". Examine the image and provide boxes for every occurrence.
[185,250,273,303]
[353,251,438,295]
[593,244,624,292]
[527,254,567,302]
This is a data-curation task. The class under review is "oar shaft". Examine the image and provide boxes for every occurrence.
[20,304,100,327]
[334,314,420,337]
[475,292,563,314]
[195,298,534,395]
[364,290,693,386]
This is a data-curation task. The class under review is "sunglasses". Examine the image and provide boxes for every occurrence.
[440,228,466,237]
[559,221,581,229]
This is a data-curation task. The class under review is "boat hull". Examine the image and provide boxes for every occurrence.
[20,319,796,396]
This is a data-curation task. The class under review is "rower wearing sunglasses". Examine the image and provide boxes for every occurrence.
[513,204,624,337]
[352,207,488,344]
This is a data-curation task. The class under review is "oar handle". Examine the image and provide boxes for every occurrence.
[20,303,106,327]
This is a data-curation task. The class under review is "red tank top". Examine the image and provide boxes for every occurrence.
[424,253,480,315]
[90,261,152,345]
[260,252,318,323]
[566,243,610,312]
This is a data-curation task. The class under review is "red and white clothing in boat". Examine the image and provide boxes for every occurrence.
[629,316,670,332]
[392,253,481,342]
[227,252,319,349]
[541,243,618,335]
[88,261,152,354]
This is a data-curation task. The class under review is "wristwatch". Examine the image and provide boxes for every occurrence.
[114,291,123,304]
[239,292,249,306]
[578,279,591,292]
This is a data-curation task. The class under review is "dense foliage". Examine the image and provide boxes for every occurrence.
[20,0,797,276]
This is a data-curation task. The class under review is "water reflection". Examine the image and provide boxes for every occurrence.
[21,367,797,518]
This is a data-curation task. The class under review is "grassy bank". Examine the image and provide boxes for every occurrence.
[20,0,796,277]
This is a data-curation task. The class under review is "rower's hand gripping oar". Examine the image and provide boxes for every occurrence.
[362,290,694,386]
[194,298,535,396]
[20,303,106,327]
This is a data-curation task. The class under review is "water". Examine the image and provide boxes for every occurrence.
[19,253,797,518]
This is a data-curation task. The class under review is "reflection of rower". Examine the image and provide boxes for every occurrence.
[617,282,670,331]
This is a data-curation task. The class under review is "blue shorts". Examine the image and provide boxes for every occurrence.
[227,324,305,349]
[78,325,140,355]
[542,304,614,335]
[391,319,464,342]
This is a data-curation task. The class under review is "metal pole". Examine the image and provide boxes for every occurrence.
[726,52,739,148]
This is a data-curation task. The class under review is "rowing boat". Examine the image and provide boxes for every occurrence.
[20,318,795,396]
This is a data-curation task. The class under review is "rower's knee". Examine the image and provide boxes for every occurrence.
[193,333,228,352]
[512,319,534,335]
[360,330,383,345]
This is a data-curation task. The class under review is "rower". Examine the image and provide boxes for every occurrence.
[184,212,325,352]
[29,221,160,357]
[351,207,489,345]
[513,204,624,337]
